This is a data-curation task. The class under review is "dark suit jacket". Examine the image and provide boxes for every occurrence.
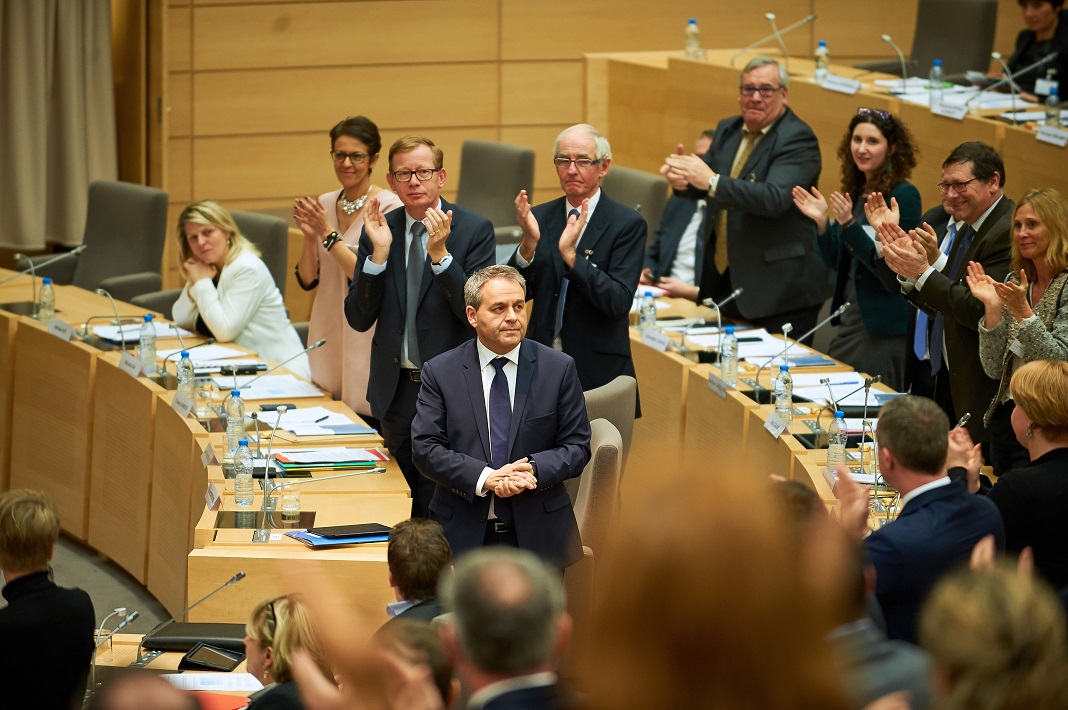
[1008,11,1068,95]
[833,620,932,710]
[644,194,703,285]
[902,198,1013,441]
[411,339,591,568]
[508,193,646,396]
[246,680,304,710]
[682,107,831,319]
[375,599,444,640]
[865,478,1004,644]
[0,571,95,710]
[345,199,495,419]
[480,682,566,710]
[987,447,1068,590]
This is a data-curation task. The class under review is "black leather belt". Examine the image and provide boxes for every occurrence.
[401,369,422,382]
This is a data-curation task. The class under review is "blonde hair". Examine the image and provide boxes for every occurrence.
[0,489,60,571]
[920,563,1068,710]
[388,135,444,170]
[175,200,260,277]
[245,594,330,683]
[1009,360,1068,440]
[1011,188,1068,281]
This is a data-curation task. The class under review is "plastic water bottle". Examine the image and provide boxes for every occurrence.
[38,277,55,323]
[826,410,848,474]
[928,59,944,108]
[233,440,254,505]
[139,314,157,376]
[226,390,245,459]
[176,351,195,402]
[774,365,793,425]
[814,41,830,84]
[684,18,701,61]
[720,325,738,386]
[1045,87,1061,127]
[639,290,657,334]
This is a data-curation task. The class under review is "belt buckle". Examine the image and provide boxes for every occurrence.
[405,369,422,382]
[493,521,510,534]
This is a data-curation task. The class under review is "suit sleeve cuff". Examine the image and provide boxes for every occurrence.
[513,249,533,268]
[475,467,494,497]
[708,173,720,197]
[915,265,936,289]
[430,254,452,275]
[932,251,948,272]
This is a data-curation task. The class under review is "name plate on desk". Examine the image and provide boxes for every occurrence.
[47,319,75,341]
[118,352,143,376]
[172,392,195,418]
[764,412,788,438]
[641,328,671,352]
[932,102,967,121]
[1037,125,1068,147]
[205,481,221,510]
[821,74,861,95]
[202,444,219,467]
[707,371,728,399]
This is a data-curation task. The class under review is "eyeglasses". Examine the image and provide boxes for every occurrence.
[553,157,602,170]
[391,168,440,182]
[739,85,782,98]
[938,177,980,194]
[857,107,891,119]
[330,150,369,164]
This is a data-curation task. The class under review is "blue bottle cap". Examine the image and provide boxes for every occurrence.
[144,314,154,322]
[779,365,789,371]
[238,439,248,446]
[180,351,189,357]
[42,277,52,285]
[689,18,697,23]
[835,410,845,417]
[933,58,942,66]
[725,325,735,334]
[231,389,240,396]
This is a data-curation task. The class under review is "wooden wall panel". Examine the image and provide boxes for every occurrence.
[501,61,584,126]
[167,137,192,202]
[189,0,498,70]
[191,63,500,136]
[168,72,192,138]
[811,0,918,58]
[168,5,191,71]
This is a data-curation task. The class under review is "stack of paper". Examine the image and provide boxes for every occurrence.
[94,323,194,341]
[159,344,247,363]
[273,405,377,437]
[211,374,322,400]
[272,446,388,475]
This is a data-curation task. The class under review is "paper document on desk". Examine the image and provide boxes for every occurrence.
[683,328,778,350]
[163,672,263,691]
[159,344,248,363]
[789,372,864,389]
[629,297,671,313]
[211,374,322,400]
[273,447,388,464]
[94,323,194,341]
[273,405,376,436]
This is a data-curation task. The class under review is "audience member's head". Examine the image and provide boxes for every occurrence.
[175,200,259,275]
[940,142,1005,224]
[920,562,1068,710]
[1010,187,1068,282]
[388,518,452,603]
[877,396,949,489]
[374,618,458,707]
[552,123,612,203]
[244,594,330,686]
[1018,0,1063,37]
[0,488,60,580]
[582,473,850,709]
[1009,359,1068,447]
[836,108,918,198]
[87,671,200,710]
[439,547,569,685]
[738,56,789,132]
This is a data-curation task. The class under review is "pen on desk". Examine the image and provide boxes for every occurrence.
[955,412,971,429]
[315,415,329,423]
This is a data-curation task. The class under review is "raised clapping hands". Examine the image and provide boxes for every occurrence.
[791,186,829,231]
[946,425,982,494]
[421,207,453,263]
[362,196,393,264]
[833,463,872,541]
[827,191,854,224]
[965,261,1002,310]
[515,189,540,262]
[559,199,589,269]
[484,458,538,498]
[863,192,900,232]
[878,221,930,280]
[660,143,716,192]
[293,196,331,240]
[994,270,1032,321]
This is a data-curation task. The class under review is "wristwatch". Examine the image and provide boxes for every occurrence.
[322,231,341,252]
[526,456,538,482]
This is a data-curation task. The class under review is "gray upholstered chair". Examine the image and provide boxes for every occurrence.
[562,418,623,669]
[583,375,637,481]
[131,289,181,317]
[600,166,669,246]
[231,210,289,296]
[32,180,169,302]
[853,0,999,80]
[455,139,535,245]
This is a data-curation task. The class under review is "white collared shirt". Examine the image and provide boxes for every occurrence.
[898,474,952,512]
[473,339,522,499]
[668,200,704,285]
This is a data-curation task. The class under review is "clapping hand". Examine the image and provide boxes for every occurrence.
[965,261,1001,309]
[515,190,540,262]
[827,191,854,224]
[293,196,330,240]
[362,197,393,263]
[878,222,929,279]
[791,186,829,230]
[559,199,589,269]
[993,270,1033,321]
[660,143,716,192]
[863,192,900,232]
[422,207,453,263]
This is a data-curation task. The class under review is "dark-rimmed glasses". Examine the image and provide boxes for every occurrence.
[938,177,980,194]
[739,85,782,98]
[553,157,602,170]
[330,150,369,164]
[391,168,440,182]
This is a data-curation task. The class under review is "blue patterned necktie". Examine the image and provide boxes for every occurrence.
[553,208,582,347]
[489,357,513,522]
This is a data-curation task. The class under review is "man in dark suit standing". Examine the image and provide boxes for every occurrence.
[639,130,714,302]
[838,396,1004,645]
[440,547,572,710]
[661,56,830,339]
[411,265,591,569]
[345,135,495,519]
[509,123,646,404]
[878,142,1012,450]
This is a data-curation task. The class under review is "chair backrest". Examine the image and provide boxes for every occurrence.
[600,166,668,245]
[455,140,535,228]
[131,288,182,317]
[583,375,636,478]
[571,419,622,555]
[72,180,169,291]
[908,0,999,76]
[231,210,289,295]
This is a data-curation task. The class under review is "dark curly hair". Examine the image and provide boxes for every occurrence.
[836,110,919,200]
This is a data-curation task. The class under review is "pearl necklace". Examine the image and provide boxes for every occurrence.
[339,186,372,215]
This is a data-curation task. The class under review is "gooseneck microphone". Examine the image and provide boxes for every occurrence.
[130,571,246,667]
[969,52,1058,110]
[729,12,817,67]
[161,337,217,374]
[86,288,128,350]
[13,254,38,319]
[0,244,87,286]
[694,287,744,363]
[990,52,1019,125]
[880,35,909,94]
[242,338,326,388]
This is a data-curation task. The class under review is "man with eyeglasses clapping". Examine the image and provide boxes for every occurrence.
[509,123,646,415]
[661,56,830,341]
[345,135,495,519]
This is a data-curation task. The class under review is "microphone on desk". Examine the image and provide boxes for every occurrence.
[990,52,1019,125]
[753,303,851,393]
[766,13,790,73]
[692,287,744,363]
[161,337,217,374]
[12,254,39,319]
[241,338,326,389]
[130,571,246,667]
[859,375,882,475]
[86,609,140,701]
[254,467,388,544]
[729,12,816,67]
[753,321,793,393]
[880,35,909,95]
[253,406,287,543]
[80,289,129,350]
[968,52,1057,112]
[0,244,87,287]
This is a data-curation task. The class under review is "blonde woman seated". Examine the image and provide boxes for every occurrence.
[172,201,310,379]
[243,595,331,710]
